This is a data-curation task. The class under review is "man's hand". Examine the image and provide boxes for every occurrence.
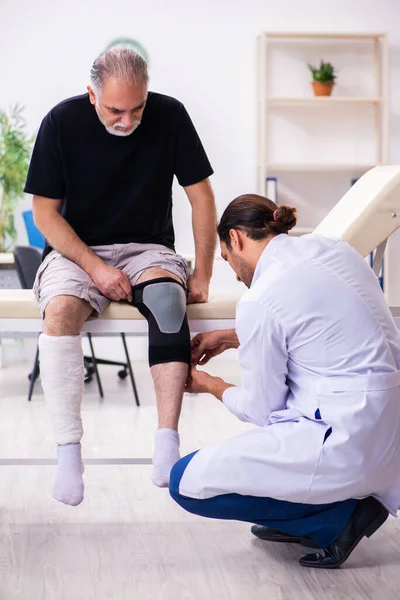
[89,263,132,302]
[185,366,233,400]
[187,273,209,304]
[191,329,239,366]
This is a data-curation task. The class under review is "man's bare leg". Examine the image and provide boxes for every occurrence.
[136,268,189,487]
[151,361,188,486]
[40,295,93,505]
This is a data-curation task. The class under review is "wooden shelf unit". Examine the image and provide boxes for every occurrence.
[256,31,389,295]
[257,31,389,192]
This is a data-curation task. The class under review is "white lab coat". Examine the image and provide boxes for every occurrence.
[180,234,400,515]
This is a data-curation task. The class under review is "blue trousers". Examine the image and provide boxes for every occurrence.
[169,451,357,549]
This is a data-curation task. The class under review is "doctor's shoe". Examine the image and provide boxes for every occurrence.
[251,526,320,548]
[299,496,389,569]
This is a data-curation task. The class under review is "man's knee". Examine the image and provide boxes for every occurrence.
[136,268,182,286]
[132,277,190,366]
[44,295,92,336]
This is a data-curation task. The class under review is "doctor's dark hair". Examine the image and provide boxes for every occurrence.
[217,194,297,249]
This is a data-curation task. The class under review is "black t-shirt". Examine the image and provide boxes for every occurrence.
[24,92,213,252]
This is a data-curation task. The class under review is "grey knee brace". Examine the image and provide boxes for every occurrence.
[131,277,191,367]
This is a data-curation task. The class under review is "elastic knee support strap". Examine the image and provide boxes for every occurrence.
[131,277,191,367]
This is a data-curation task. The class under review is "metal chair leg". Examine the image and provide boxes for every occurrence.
[120,333,140,406]
[28,344,40,401]
[87,333,104,398]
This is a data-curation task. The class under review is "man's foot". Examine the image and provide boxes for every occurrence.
[251,525,320,548]
[53,443,84,506]
[152,428,180,488]
[299,496,389,569]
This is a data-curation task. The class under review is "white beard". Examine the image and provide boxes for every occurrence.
[105,121,141,137]
[95,102,141,137]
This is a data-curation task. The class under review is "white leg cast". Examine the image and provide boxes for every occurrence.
[39,333,85,506]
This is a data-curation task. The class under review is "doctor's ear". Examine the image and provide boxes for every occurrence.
[229,229,244,251]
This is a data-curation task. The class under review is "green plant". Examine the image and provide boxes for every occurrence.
[0,105,33,252]
[308,60,337,83]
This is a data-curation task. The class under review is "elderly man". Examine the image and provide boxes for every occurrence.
[169,193,400,569]
[24,48,216,505]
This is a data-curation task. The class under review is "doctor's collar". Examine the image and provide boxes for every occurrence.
[251,234,287,287]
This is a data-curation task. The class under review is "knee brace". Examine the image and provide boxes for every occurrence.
[131,277,191,367]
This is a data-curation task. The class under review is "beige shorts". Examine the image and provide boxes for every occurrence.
[33,243,190,318]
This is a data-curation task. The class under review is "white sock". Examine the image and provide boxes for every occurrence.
[152,428,181,488]
[38,334,84,505]
[53,443,84,506]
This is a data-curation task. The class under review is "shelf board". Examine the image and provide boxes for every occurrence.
[262,32,385,40]
[266,97,383,106]
[265,164,376,172]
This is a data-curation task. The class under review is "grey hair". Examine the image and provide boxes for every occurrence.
[90,48,149,96]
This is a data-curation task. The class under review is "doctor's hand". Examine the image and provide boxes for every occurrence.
[191,329,239,366]
[185,366,225,393]
[185,366,234,400]
[89,263,133,302]
[187,273,209,304]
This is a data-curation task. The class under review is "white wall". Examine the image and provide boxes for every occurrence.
[1,0,400,298]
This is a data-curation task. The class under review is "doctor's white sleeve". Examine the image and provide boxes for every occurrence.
[222,300,289,426]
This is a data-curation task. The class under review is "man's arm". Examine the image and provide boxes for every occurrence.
[33,196,101,273]
[184,178,217,303]
[33,196,132,302]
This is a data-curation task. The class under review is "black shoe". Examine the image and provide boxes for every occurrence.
[299,496,389,569]
[251,525,320,548]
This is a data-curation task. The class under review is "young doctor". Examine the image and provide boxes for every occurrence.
[169,193,400,569]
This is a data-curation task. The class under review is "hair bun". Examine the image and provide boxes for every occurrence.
[272,205,297,232]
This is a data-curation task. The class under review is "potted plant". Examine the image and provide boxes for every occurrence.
[0,105,33,252]
[308,60,337,97]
